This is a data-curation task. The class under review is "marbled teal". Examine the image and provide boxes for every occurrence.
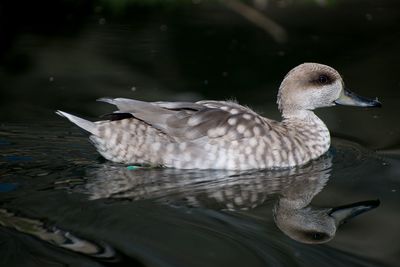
[57,63,381,170]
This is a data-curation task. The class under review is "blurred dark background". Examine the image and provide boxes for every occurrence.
[0,0,399,148]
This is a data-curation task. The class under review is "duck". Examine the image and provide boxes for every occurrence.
[57,63,381,170]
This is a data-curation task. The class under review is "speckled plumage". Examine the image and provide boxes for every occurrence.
[86,101,329,170]
[57,63,380,170]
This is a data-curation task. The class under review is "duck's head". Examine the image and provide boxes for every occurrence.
[274,199,380,244]
[277,63,381,115]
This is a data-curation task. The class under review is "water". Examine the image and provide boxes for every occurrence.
[0,123,396,266]
[1,1,400,266]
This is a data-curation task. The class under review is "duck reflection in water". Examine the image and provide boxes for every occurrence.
[77,153,379,244]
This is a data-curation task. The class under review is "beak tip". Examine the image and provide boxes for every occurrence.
[370,199,381,207]
[373,100,382,108]
[368,97,382,108]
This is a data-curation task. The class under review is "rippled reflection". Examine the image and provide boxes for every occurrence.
[72,153,379,244]
[0,209,117,260]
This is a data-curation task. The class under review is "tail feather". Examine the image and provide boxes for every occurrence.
[56,110,98,135]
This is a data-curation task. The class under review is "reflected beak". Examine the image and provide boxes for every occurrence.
[334,88,382,107]
[328,199,380,226]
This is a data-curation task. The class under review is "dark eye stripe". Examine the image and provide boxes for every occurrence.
[310,74,333,85]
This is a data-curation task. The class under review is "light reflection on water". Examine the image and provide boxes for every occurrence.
[0,123,397,266]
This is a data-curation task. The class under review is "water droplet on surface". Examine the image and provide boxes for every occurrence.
[277,51,285,56]
[160,24,168,32]
[94,6,103,13]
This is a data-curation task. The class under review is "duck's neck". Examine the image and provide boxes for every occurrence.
[281,109,318,122]
[281,109,331,161]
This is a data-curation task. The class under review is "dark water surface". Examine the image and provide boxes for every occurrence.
[1,1,400,266]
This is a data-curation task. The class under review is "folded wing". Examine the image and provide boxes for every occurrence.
[98,98,270,142]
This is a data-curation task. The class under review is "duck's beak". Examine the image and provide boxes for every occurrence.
[334,88,382,107]
[328,199,380,226]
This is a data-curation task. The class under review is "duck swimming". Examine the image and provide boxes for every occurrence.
[57,63,381,170]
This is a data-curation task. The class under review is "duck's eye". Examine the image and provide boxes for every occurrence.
[318,75,329,84]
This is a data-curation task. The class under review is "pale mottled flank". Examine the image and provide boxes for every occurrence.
[57,63,379,170]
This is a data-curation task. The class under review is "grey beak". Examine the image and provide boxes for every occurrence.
[334,88,382,107]
[328,199,380,226]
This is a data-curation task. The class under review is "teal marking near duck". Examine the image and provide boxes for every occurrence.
[127,165,140,171]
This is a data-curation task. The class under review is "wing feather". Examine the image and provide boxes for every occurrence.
[99,98,271,142]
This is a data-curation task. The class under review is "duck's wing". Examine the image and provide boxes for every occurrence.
[98,98,272,142]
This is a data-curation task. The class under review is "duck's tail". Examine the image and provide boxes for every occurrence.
[56,110,99,135]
